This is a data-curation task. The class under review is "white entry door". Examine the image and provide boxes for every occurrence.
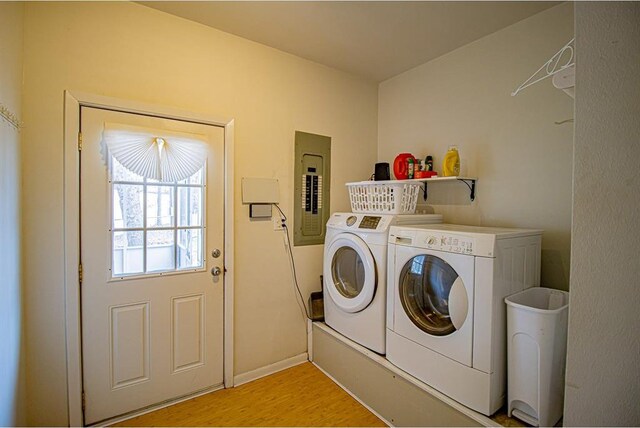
[80,107,225,425]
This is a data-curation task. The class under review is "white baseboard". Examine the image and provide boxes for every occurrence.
[233,352,309,387]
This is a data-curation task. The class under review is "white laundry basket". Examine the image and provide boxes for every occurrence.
[505,287,569,427]
[346,181,420,214]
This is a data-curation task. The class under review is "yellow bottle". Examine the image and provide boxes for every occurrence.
[442,146,460,177]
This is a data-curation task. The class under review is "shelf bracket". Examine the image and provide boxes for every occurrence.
[419,178,476,202]
[457,178,476,201]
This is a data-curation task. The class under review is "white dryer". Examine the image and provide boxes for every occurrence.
[323,212,442,354]
[386,224,542,415]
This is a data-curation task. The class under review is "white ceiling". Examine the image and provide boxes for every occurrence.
[141,1,559,83]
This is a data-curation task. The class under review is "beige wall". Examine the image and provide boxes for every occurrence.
[21,2,377,425]
[0,3,25,426]
[564,3,640,425]
[378,4,574,290]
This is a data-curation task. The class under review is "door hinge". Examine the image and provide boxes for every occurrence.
[78,263,83,284]
[77,132,83,151]
[82,391,86,411]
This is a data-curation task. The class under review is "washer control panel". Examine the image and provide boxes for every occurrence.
[328,213,390,232]
[358,216,382,230]
[420,232,474,255]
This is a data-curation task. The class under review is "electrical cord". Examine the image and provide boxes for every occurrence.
[272,203,312,320]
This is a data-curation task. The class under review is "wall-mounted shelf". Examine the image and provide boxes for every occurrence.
[361,176,478,202]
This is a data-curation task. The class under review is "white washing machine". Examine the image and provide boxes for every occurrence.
[386,224,542,415]
[323,212,442,354]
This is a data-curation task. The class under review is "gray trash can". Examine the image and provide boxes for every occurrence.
[505,287,569,427]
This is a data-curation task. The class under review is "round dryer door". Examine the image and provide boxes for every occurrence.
[324,234,376,313]
[398,255,468,336]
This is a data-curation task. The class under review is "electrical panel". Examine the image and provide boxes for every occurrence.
[294,131,331,246]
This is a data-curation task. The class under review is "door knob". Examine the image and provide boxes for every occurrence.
[211,266,222,277]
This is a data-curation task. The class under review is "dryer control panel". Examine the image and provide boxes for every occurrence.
[420,232,475,255]
[389,224,535,258]
[391,229,476,255]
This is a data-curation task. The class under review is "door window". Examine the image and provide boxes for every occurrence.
[331,247,366,298]
[399,255,459,336]
[111,157,205,277]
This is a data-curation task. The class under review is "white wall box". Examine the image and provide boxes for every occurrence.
[242,178,280,204]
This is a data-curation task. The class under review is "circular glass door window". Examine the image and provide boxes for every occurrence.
[399,254,461,336]
[332,247,366,298]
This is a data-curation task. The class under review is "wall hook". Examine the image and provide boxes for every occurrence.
[512,38,575,97]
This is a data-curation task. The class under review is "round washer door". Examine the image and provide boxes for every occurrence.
[398,254,469,336]
[324,234,376,313]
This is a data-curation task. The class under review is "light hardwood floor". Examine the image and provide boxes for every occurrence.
[113,362,386,427]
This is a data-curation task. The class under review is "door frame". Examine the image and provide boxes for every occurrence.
[63,90,235,426]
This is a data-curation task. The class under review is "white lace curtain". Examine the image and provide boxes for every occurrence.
[102,122,208,182]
